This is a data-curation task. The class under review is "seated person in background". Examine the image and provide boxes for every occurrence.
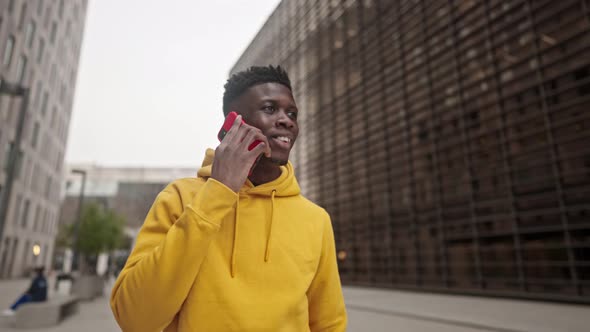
[2,266,48,316]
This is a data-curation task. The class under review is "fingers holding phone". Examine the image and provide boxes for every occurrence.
[238,125,271,157]
[221,113,270,157]
[219,113,243,146]
[212,113,269,192]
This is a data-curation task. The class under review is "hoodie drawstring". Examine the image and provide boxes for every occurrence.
[265,190,277,262]
[230,196,240,278]
[231,189,277,278]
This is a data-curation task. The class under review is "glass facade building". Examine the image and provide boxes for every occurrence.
[231,0,590,302]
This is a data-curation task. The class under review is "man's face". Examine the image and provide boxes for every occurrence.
[230,82,299,165]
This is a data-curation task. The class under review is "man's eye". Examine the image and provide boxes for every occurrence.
[263,105,275,112]
[288,111,298,119]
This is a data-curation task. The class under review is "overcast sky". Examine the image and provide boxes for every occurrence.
[65,0,281,167]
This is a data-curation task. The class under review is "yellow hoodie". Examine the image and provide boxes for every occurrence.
[110,149,347,332]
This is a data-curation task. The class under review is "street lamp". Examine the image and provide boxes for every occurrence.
[0,78,30,254]
[32,244,41,257]
[70,168,87,273]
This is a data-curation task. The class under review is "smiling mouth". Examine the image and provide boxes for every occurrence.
[271,136,292,148]
[274,136,291,143]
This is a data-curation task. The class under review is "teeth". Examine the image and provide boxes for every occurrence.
[276,136,291,143]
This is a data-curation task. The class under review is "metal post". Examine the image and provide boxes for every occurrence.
[0,78,30,259]
[70,169,86,273]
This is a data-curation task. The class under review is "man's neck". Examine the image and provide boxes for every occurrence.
[248,158,282,186]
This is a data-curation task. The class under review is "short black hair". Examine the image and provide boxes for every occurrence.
[222,65,292,116]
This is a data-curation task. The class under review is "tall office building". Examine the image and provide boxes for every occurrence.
[232,0,590,302]
[0,1,87,278]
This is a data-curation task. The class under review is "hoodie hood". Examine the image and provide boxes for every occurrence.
[197,148,300,277]
[197,148,300,197]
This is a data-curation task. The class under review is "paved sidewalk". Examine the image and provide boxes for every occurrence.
[0,297,119,332]
[0,278,119,332]
[2,278,589,331]
[344,286,590,332]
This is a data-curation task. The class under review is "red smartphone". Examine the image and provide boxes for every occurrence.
[218,112,262,151]
[218,111,263,175]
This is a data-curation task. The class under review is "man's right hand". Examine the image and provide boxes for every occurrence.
[211,114,271,192]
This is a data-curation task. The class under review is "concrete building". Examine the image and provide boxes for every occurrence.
[59,164,196,238]
[0,0,87,278]
[231,0,590,302]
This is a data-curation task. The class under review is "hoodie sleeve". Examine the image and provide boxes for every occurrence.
[110,178,237,332]
[307,212,348,332]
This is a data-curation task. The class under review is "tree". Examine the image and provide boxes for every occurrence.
[55,223,74,249]
[57,203,126,274]
[77,204,125,255]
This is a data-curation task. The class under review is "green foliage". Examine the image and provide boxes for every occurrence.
[71,203,126,256]
[55,223,74,249]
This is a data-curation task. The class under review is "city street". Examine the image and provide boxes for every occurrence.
[1,278,588,332]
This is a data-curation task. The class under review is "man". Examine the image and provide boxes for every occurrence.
[110,65,347,331]
[2,267,48,316]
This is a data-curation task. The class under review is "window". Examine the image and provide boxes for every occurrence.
[34,81,42,107]
[50,21,57,44]
[33,205,41,232]
[50,106,57,128]
[31,122,40,148]
[37,38,45,64]
[18,3,27,29]
[59,0,65,19]
[13,194,22,225]
[30,164,38,189]
[48,216,53,235]
[45,176,52,199]
[44,212,50,234]
[50,63,56,87]
[25,21,36,48]
[3,141,13,170]
[16,55,27,83]
[66,20,71,37]
[21,199,30,228]
[41,92,48,116]
[22,158,32,188]
[60,84,66,104]
[23,240,30,265]
[56,151,62,171]
[3,36,15,66]
[14,150,23,178]
[42,244,47,263]
[43,5,50,28]
[37,0,44,15]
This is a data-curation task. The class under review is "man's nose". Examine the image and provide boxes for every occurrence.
[276,110,294,128]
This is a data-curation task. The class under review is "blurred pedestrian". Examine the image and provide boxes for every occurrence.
[110,65,347,331]
[2,266,48,316]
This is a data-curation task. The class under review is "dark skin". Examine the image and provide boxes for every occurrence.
[211,83,299,191]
